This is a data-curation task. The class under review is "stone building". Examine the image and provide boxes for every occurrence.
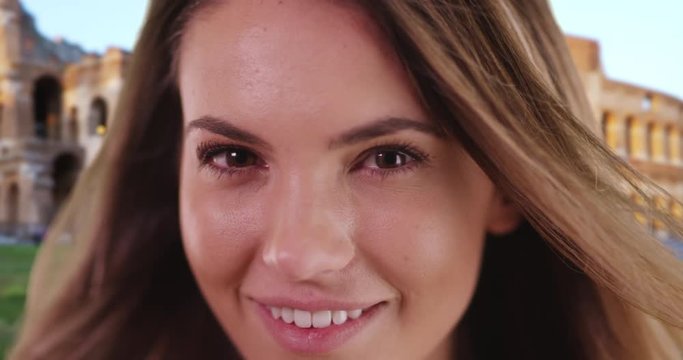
[0,0,129,241]
[0,0,679,242]
[567,36,683,234]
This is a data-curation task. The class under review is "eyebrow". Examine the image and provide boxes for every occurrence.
[186,116,273,151]
[186,115,443,150]
[329,116,443,149]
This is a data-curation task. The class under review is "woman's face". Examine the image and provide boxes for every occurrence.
[178,1,517,359]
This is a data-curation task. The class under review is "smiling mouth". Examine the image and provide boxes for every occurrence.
[253,300,386,353]
[251,299,388,354]
[268,306,366,328]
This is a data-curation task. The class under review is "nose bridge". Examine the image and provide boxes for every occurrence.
[262,167,355,281]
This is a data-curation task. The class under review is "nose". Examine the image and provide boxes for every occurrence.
[262,171,355,281]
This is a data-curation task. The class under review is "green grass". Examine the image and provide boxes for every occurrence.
[0,245,38,359]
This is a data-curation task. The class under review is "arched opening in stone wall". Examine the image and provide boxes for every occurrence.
[625,116,637,157]
[33,76,62,140]
[601,112,619,152]
[68,106,79,142]
[664,125,674,162]
[52,153,81,215]
[653,196,669,233]
[645,122,656,160]
[641,93,654,112]
[7,183,19,234]
[88,97,108,136]
[673,200,683,222]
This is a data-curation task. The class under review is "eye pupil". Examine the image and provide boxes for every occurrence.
[376,151,406,169]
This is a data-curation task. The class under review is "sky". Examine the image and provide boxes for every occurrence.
[20,0,683,100]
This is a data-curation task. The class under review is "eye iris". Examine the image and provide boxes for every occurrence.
[224,148,255,167]
[375,151,406,169]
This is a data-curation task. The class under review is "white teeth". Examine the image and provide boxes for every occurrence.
[312,311,332,328]
[270,307,281,319]
[332,310,348,325]
[348,309,363,319]
[294,309,312,328]
[281,307,294,324]
[269,306,366,327]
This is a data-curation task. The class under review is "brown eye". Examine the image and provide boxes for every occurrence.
[213,148,259,168]
[362,149,414,169]
[375,151,408,169]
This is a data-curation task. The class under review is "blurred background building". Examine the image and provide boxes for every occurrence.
[0,0,129,241]
[567,37,683,237]
[0,0,679,242]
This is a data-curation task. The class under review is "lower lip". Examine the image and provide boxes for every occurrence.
[253,301,384,354]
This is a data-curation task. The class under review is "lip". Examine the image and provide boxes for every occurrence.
[250,297,386,354]
[251,296,380,312]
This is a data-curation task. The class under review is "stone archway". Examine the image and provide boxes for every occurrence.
[601,112,620,153]
[673,200,683,222]
[625,116,646,159]
[644,122,653,160]
[33,75,62,140]
[88,97,108,136]
[625,116,635,157]
[664,125,676,163]
[52,153,81,214]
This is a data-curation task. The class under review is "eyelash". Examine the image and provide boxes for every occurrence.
[195,140,431,180]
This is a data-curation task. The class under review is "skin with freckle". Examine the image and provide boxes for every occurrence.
[178,1,519,359]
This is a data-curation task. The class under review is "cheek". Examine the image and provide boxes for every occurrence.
[357,187,486,294]
[355,165,490,338]
[179,169,264,289]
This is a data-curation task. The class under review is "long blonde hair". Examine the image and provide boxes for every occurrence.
[10,0,683,359]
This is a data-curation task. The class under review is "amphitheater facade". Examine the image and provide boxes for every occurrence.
[567,37,683,233]
[0,0,129,240]
[0,0,680,241]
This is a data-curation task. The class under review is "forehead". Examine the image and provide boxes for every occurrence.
[179,0,390,72]
[177,0,422,127]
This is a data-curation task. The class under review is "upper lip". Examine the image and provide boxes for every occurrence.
[250,296,383,311]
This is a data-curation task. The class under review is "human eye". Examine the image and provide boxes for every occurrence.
[353,141,431,177]
[196,141,266,177]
